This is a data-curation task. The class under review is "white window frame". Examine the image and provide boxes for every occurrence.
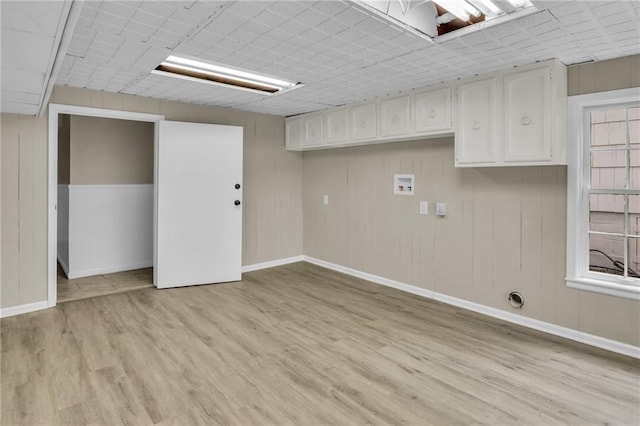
[566,87,640,300]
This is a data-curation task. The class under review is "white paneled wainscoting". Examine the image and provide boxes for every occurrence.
[60,184,153,279]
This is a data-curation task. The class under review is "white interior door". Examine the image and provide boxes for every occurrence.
[154,121,243,289]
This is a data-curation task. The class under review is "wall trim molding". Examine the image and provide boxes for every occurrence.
[242,255,304,273]
[67,261,153,280]
[0,301,49,319]
[303,256,640,359]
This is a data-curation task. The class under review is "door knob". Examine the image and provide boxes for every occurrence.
[234,200,241,206]
[235,183,241,189]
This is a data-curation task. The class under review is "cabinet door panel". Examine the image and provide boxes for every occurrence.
[285,118,302,149]
[456,78,496,164]
[350,103,377,141]
[302,115,323,147]
[380,95,410,137]
[325,109,349,144]
[414,88,451,133]
[504,68,551,162]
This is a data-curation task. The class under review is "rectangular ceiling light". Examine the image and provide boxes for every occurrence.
[433,0,481,21]
[152,55,299,95]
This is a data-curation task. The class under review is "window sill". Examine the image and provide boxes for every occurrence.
[566,277,640,300]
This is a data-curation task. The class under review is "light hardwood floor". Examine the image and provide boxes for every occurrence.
[2,262,639,425]
[57,264,153,303]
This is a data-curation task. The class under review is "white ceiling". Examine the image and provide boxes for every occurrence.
[1,1,71,115]
[2,1,640,117]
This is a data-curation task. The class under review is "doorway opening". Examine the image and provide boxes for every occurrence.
[48,105,164,307]
[55,112,156,303]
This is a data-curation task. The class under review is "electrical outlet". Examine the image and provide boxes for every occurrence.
[419,201,428,215]
[323,195,329,205]
[436,202,447,216]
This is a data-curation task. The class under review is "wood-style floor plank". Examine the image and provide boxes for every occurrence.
[2,262,639,425]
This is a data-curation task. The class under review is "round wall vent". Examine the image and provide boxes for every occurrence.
[508,291,524,308]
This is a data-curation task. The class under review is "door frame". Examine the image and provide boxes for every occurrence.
[47,104,164,308]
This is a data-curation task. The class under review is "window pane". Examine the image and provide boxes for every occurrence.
[589,234,625,276]
[629,236,640,278]
[629,195,640,235]
[630,149,640,189]
[589,194,625,235]
[591,109,627,148]
[591,151,627,191]
[630,107,639,150]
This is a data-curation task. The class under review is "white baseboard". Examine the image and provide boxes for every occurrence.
[242,255,304,273]
[303,256,640,359]
[67,261,153,279]
[0,301,49,319]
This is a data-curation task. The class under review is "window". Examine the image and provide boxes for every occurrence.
[567,88,640,300]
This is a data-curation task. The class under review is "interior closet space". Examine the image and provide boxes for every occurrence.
[57,113,154,302]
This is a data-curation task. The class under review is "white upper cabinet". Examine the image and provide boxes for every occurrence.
[325,109,349,144]
[455,78,498,165]
[284,59,566,164]
[350,103,377,141]
[285,117,302,149]
[379,95,411,137]
[414,87,451,133]
[454,60,566,167]
[503,68,551,162]
[302,115,324,147]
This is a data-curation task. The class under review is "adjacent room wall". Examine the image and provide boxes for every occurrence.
[1,86,303,309]
[69,116,154,185]
[303,54,640,347]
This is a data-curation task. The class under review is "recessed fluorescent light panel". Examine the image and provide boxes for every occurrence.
[153,55,300,95]
[356,0,536,40]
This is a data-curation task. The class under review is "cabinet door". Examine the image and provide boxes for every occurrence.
[325,109,349,144]
[379,95,410,137]
[302,115,324,147]
[456,78,497,164]
[350,103,377,141]
[414,87,451,133]
[504,68,551,162]
[285,118,302,149]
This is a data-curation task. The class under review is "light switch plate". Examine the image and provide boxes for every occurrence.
[323,195,329,205]
[419,201,428,215]
[436,202,446,216]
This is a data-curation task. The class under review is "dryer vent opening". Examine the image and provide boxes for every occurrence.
[508,291,524,309]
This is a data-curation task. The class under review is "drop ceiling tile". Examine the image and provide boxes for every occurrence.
[1,29,54,72]
[267,1,308,17]
[1,90,40,104]
[253,9,291,27]
[1,68,44,94]
[1,1,65,35]
[1,101,39,115]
